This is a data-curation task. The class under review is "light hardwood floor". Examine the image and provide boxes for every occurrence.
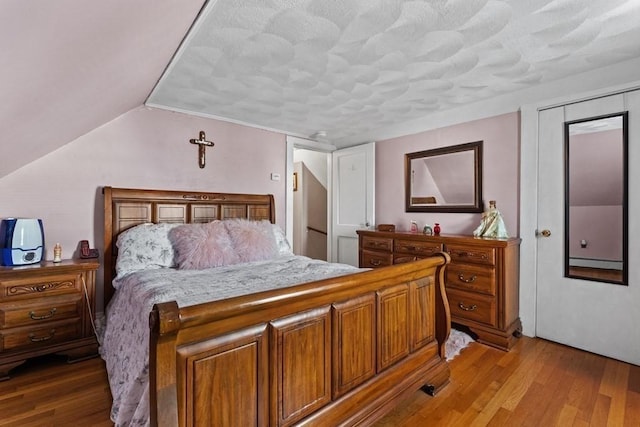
[0,336,638,426]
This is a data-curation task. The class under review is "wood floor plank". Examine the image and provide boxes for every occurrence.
[589,393,612,426]
[601,360,630,427]
[556,404,579,426]
[624,391,640,426]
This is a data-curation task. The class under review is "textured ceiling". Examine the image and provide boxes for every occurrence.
[147,0,640,146]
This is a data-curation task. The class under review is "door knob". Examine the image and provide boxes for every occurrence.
[536,229,551,237]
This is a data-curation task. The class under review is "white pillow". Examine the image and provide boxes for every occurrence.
[272,224,293,256]
[114,222,180,280]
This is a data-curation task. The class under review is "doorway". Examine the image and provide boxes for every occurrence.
[293,149,329,260]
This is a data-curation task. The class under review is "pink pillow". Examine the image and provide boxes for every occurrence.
[224,219,278,263]
[169,221,239,270]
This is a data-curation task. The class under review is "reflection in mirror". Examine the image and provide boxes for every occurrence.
[405,141,483,213]
[565,112,628,285]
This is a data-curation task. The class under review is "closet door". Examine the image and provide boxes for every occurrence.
[536,92,639,365]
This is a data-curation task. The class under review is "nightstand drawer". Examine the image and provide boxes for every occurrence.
[445,264,496,296]
[394,239,441,256]
[361,250,393,268]
[0,319,81,352]
[0,295,82,329]
[446,244,495,266]
[361,236,393,252]
[447,289,496,327]
[0,272,81,301]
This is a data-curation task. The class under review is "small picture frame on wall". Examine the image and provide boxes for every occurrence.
[293,172,298,191]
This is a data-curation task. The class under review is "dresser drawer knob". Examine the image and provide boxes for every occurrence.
[29,308,57,320]
[369,259,382,266]
[458,302,478,312]
[458,274,477,283]
[29,329,56,342]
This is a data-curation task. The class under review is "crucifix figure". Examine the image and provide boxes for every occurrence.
[189,130,215,168]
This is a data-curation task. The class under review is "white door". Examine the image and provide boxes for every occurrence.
[536,92,640,365]
[330,142,375,266]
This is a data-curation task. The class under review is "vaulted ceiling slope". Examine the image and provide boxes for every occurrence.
[0,0,205,178]
[148,0,640,146]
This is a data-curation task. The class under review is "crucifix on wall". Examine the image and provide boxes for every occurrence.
[189,130,215,168]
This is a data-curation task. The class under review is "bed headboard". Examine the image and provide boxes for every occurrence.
[102,186,275,307]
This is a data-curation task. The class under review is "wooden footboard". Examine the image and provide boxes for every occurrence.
[149,254,451,427]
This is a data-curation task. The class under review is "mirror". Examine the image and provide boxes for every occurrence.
[565,112,628,285]
[405,141,483,213]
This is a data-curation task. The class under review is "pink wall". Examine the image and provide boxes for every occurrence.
[376,112,520,236]
[569,206,623,261]
[0,107,286,308]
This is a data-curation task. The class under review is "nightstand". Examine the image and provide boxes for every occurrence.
[0,259,99,380]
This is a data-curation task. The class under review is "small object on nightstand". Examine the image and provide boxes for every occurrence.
[433,223,441,235]
[78,240,99,259]
[423,225,433,235]
[410,220,418,233]
[377,224,395,232]
[53,243,62,263]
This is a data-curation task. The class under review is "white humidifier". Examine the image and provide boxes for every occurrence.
[0,218,45,266]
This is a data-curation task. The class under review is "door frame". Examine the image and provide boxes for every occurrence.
[519,80,640,338]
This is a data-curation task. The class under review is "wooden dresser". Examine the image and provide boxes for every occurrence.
[357,230,521,350]
[0,259,99,380]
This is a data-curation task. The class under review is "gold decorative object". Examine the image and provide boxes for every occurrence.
[189,130,215,168]
[53,243,62,263]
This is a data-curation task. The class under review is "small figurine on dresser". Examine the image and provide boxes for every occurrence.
[473,200,509,238]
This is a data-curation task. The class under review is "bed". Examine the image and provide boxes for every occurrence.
[102,186,451,427]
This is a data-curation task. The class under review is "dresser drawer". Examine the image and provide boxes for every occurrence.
[394,240,442,256]
[447,289,496,327]
[445,264,496,296]
[361,236,393,253]
[446,244,495,266]
[361,250,393,268]
[0,272,81,301]
[0,319,82,352]
[0,295,82,329]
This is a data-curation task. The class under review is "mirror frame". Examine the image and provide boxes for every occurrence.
[405,140,483,213]
[564,111,628,286]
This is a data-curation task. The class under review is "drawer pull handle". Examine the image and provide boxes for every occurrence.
[458,302,477,312]
[29,308,57,320]
[454,251,488,260]
[369,259,382,266]
[458,274,477,283]
[29,329,56,342]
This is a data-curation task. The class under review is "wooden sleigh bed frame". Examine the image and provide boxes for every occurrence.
[103,187,451,426]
